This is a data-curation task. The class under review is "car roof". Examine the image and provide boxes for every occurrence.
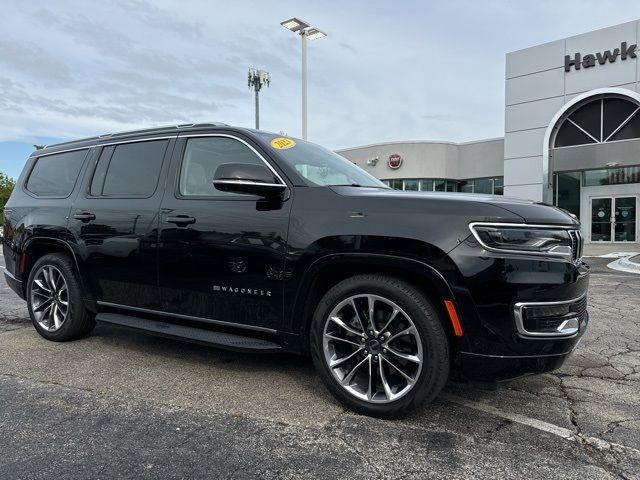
[30,122,267,157]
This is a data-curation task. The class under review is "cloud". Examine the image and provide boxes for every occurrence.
[2,0,640,150]
[114,0,205,40]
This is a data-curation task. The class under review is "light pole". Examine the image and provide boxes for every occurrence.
[248,68,271,129]
[280,17,326,140]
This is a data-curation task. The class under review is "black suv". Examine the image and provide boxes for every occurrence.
[2,124,589,417]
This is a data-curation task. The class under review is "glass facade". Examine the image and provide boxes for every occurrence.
[554,172,581,218]
[583,166,640,186]
[386,179,403,190]
[403,179,419,191]
[551,94,640,241]
[553,166,640,219]
[419,179,433,191]
[494,177,504,195]
[473,178,493,194]
[382,177,504,195]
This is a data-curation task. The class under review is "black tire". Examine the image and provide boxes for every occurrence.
[26,253,96,342]
[310,274,449,418]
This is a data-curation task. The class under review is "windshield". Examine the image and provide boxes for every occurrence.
[259,133,388,188]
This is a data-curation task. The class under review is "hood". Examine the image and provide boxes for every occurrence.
[329,187,580,227]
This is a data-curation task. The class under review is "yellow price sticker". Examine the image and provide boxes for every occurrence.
[271,137,296,150]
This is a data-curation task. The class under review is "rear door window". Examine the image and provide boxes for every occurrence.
[90,140,168,198]
[26,149,88,197]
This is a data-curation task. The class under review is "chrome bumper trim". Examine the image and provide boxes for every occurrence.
[513,294,587,339]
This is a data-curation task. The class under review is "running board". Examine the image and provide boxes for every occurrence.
[96,313,282,352]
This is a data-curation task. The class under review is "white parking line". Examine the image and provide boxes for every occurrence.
[443,393,640,456]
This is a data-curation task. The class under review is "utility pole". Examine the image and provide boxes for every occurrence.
[301,32,307,140]
[281,18,327,140]
[248,68,271,130]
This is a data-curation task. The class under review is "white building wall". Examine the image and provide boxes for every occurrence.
[457,139,505,179]
[337,139,503,181]
[504,20,640,201]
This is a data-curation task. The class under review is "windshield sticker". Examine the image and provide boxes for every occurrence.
[271,137,296,150]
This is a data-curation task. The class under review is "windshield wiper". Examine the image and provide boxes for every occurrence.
[328,184,391,189]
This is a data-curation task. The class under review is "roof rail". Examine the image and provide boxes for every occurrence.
[97,122,228,139]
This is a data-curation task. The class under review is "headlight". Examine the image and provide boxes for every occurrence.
[469,223,573,258]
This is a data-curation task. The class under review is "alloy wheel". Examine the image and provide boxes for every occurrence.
[30,265,69,332]
[322,294,423,403]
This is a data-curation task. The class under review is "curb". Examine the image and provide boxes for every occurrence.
[619,255,640,271]
[607,253,640,274]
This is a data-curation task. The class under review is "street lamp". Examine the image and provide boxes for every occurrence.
[248,68,271,129]
[280,17,327,140]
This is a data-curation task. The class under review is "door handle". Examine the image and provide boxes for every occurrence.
[166,215,196,226]
[73,212,96,222]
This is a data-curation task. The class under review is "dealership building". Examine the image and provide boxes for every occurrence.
[338,20,640,245]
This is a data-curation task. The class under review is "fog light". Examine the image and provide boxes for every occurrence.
[525,304,571,318]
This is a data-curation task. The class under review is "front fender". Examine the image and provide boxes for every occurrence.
[284,248,472,355]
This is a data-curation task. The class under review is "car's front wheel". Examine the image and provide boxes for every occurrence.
[310,274,450,418]
[27,253,96,341]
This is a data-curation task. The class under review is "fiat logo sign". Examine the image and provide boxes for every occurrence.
[388,153,402,169]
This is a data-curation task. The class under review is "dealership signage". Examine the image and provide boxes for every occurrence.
[565,41,637,72]
[388,153,402,169]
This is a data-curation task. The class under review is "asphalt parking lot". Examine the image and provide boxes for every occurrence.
[1,256,639,479]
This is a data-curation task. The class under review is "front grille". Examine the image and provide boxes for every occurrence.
[568,229,583,262]
[573,295,587,318]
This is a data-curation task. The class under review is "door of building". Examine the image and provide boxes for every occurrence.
[590,196,637,242]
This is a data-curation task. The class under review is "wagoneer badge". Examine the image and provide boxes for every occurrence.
[213,285,272,297]
[388,153,402,169]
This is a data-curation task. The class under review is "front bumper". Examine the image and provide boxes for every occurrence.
[447,237,590,381]
[3,269,24,300]
[460,311,588,381]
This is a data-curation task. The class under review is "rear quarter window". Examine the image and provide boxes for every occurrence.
[25,149,88,197]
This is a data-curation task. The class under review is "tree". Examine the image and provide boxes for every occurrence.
[0,172,16,225]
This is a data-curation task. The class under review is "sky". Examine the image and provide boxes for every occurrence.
[2,0,640,179]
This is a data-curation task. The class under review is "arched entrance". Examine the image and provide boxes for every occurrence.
[543,88,640,244]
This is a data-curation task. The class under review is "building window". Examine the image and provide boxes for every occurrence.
[380,177,504,194]
[474,178,493,194]
[554,96,640,148]
[385,179,403,190]
[583,166,640,186]
[404,179,419,191]
[419,179,433,191]
[554,167,640,219]
[494,177,504,195]
[554,172,581,218]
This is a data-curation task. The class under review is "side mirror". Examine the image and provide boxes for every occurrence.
[213,163,287,197]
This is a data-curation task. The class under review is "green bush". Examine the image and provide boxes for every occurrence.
[0,172,16,226]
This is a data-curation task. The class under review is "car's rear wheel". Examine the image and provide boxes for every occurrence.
[310,274,449,418]
[27,253,95,341]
